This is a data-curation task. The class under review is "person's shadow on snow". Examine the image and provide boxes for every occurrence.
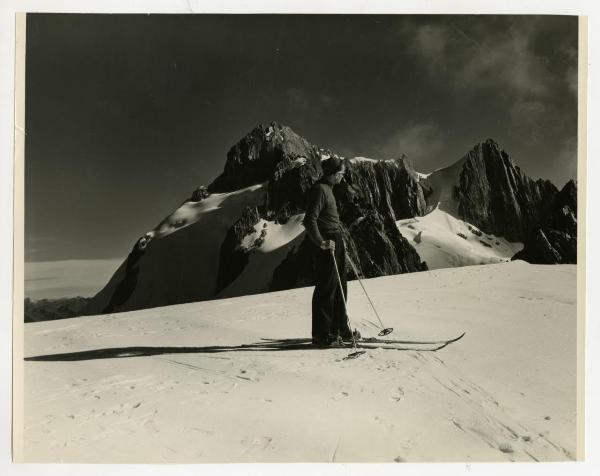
[24,338,320,362]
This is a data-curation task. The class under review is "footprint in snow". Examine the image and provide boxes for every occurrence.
[498,442,514,454]
[390,386,405,402]
[332,392,349,400]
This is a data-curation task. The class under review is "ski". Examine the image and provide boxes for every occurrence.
[360,332,466,346]
[337,332,465,359]
[258,333,465,358]
[354,340,458,352]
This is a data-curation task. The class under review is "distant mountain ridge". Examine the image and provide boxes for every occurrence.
[422,138,576,265]
[25,297,91,323]
[80,122,576,317]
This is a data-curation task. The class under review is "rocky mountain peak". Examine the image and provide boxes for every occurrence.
[512,177,578,265]
[466,139,512,167]
[208,122,321,193]
[557,179,577,210]
[84,126,576,317]
[453,139,558,241]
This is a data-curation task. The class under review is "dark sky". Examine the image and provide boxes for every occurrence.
[25,14,578,262]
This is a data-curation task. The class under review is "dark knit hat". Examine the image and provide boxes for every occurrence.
[321,156,344,176]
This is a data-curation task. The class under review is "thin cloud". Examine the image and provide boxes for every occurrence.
[404,19,549,100]
[379,122,446,171]
[285,88,333,123]
[509,100,547,143]
[399,17,575,139]
[564,47,578,98]
[555,136,578,186]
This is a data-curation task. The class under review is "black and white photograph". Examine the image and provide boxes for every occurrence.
[14,9,585,465]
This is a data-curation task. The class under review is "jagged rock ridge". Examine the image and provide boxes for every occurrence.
[422,139,576,264]
[512,179,577,264]
[84,125,576,316]
[441,139,559,242]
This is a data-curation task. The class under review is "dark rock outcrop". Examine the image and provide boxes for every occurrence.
[100,240,146,314]
[86,125,576,318]
[270,209,428,292]
[426,139,577,265]
[453,139,558,242]
[342,211,428,279]
[215,205,262,295]
[214,125,430,294]
[208,122,322,194]
[190,185,210,202]
[269,238,317,292]
[512,180,577,264]
[265,152,322,224]
[337,157,428,223]
[24,296,91,323]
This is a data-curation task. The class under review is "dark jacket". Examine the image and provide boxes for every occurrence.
[303,182,342,245]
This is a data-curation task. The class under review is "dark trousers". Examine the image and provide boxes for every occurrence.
[311,233,352,342]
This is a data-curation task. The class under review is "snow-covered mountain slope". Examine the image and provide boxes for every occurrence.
[421,156,468,216]
[154,183,264,239]
[217,214,306,299]
[87,184,267,313]
[88,181,525,314]
[397,208,524,269]
[23,262,577,463]
[84,132,574,316]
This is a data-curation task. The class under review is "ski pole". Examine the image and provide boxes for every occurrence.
[347,258,393,337]
[330,248,365,359]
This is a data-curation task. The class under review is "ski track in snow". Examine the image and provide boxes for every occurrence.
[22,262,577,463]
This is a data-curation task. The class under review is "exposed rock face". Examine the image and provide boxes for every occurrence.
[24,296,91,323]
[190,186,209,202]
[270,210,427,292]
[512,180,577,264]
[214,125,429,292]
[453,140,558,242]
[550,179,578,235]
[85,125,576,318]
[99,241,146,314]
[209,122,322,194]
[338,158,428,223]
[214,205,261,295]
[342,211,428,279]
[269,238,317,292]
[265,153,322,224]
[422,139,577,265]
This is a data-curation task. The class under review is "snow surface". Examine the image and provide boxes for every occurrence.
[423,156,469,216]
[218,214,306,299]
[349,156,379,163]
[22,261,576,463]
[153,183,265,239]
[397,208,523,269]
[88,184,267,312]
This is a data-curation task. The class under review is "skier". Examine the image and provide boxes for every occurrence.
[303,156,360,347]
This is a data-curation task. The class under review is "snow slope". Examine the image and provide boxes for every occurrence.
[423,156,469,216]
[22,261,577,463]
[397,208,523,269]
[88,155,525,313]
[89,184,267,312]
[217,214,306,299]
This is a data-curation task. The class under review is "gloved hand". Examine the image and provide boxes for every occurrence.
[320,239,336,251]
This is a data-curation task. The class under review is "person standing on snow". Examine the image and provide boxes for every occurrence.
[303,156,359,347]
